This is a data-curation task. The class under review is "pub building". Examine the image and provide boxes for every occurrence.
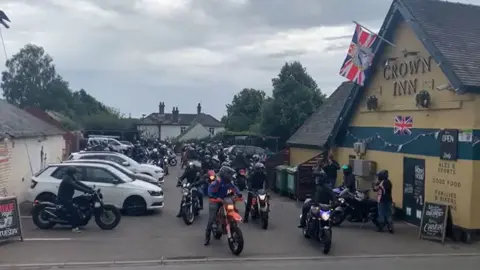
[287,0,480,242]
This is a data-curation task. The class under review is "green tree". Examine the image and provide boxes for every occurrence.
[225,88,266,132]
[260,61,325,143]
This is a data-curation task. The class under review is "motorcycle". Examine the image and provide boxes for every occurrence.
[247,189,270,229]
[211,191,244,255]
[162,156,170,175]
[179,181,201,225]
[234,168,247,191]
[169,156,177,167]
[300,198,333,254]
[31,189,121,230]
[330,189,379,227]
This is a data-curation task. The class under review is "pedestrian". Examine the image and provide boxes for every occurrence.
[373,169,394,233]
[322,154,340,188]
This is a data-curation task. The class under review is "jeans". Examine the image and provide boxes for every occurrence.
[59,199,79,228]
[377,201,393,224]
[206,202,222,232]
[244,190,256,219]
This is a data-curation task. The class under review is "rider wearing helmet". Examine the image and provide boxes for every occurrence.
[373,169,393,233]
[201,155,214,173]
[204,166,242,246]
[298,167,335,228]
[339,164,356,197]
[176,161,203,217]
[57,166,94,233]
[244,162,267,222]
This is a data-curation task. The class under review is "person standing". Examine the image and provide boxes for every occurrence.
[373,170,394,233]
[322,155,340,188]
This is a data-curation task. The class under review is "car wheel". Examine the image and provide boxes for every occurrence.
[123,196,147,216]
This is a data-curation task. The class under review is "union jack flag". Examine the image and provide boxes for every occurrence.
[339,24,377,86]
[394,116,413,135]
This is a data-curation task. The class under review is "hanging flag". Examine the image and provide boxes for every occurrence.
[394,116,413,135]
[339,23,377,86]
[0,10,10,29]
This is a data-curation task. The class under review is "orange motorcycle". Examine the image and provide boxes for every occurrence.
[211,191,244,255]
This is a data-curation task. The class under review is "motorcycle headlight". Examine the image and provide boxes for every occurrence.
[321,211,331,221]
[182,188,189,196]
[338,198,345,204]
[258,194,266,200]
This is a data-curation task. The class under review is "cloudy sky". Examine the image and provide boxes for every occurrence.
[0,0,476,119]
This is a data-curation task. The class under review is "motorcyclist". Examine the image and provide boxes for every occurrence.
[158,145,167,157]
[231,152,249,171]
[244,162,267,222]
[201,155,214,173]
[57,166,94,233]
[298,168,335,228]
[176,161,203,216]
[339,164,356,197]
[204,166,242,246]
[131,141,144,162]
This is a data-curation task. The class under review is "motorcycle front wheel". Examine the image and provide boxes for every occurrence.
[260,212,269,230]
[182,205,195,225]
[94,205,121,230]
[169,159,177,166]
[32,205,56,229]
[228,224,244,256]
[322,229,332,254]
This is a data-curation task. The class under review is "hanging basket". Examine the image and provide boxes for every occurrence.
[366,95,378,111]
[415,90,430,108]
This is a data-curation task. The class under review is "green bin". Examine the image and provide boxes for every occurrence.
[275,165,288,195]
[286,166,298,196]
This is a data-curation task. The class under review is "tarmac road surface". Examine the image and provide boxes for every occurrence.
[1,161,479,266]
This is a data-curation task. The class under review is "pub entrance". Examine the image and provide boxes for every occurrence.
[403,157,425,226]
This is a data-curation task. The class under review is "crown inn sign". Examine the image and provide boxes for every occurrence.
[383,54,433,96]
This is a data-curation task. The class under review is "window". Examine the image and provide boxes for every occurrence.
[180,127,186,134]
[85,167,117,184]
[108,139,120,146]
[80,155,104,160]
[209,128,214,136]
[105,155,125,164]
[51,166,84,181]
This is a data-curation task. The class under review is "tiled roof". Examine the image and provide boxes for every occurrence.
[0,99,65,138]
[399,0,480,89]
[142,112,223,127]
[287,82,355,148]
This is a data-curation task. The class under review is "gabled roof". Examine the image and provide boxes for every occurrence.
[141,112,223,127]
[287,81,355,149]
[0,99,64,138]
[176,122,210,141]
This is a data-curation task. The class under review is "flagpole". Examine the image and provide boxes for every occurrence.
[0,27,7,60]
[353,20,396,47]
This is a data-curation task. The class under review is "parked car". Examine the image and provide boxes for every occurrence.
[120,141,134,148]
[28,163,164,215]
[62,159,160,186]
[69,151,165,183]
[88,137,129,152]
[227,145,266,156]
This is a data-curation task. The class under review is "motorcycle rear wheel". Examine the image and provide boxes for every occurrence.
[228,225,244,256]
[32,205,56,229]
[95,205,121,230]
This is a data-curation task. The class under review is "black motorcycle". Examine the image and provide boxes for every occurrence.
[330,190,379,227]
[179,181,202,225]
[32,189,121,230]
[300,198,333,254]
[247,189,270,229]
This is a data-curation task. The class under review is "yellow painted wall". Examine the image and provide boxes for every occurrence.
[289,147,321,166]
[333,19,478,229]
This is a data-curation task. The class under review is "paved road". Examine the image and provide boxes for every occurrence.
[1,163,479,265]
[12,256,480,270]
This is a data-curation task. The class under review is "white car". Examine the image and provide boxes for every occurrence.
[69,151,165,183]
[88,137,129,152]
[28,163,164,215]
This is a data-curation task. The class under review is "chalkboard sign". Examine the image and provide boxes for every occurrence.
[439,129,458,161]
[0,197,23,241]
[418,202,449,244]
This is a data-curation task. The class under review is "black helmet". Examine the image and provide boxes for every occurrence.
[377,170,389,181]
[254,162,265,172]
[66,166,77,176]
[218,166,235,181]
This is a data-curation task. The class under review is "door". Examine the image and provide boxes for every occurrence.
[83,167,123,209]
[403,157,425,226]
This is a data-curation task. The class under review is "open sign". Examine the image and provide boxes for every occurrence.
[439,129,458,161]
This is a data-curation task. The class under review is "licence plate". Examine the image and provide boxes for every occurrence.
[94,202,101,208]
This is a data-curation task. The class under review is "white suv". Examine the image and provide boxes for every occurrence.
[69,151,165,183]
[28,163,164,215]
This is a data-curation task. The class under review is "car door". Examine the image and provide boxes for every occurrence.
[106,155,139,174]
[83,166,124,208]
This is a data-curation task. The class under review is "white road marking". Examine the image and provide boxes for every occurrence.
[1,253,480,269]
[24,238,72,241]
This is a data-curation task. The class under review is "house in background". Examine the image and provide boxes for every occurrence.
[0,99,65,202]
[137,102,224,140]
[175,122,212,142]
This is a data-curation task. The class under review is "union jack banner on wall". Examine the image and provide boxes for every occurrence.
[394,116,413,135]
[339,24,377,86]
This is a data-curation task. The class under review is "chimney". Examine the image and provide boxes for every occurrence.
[159,102,165,114]
[172,107,179,122]
[197,103,201,114]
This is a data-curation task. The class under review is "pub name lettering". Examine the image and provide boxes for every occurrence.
[383,56,432,96]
